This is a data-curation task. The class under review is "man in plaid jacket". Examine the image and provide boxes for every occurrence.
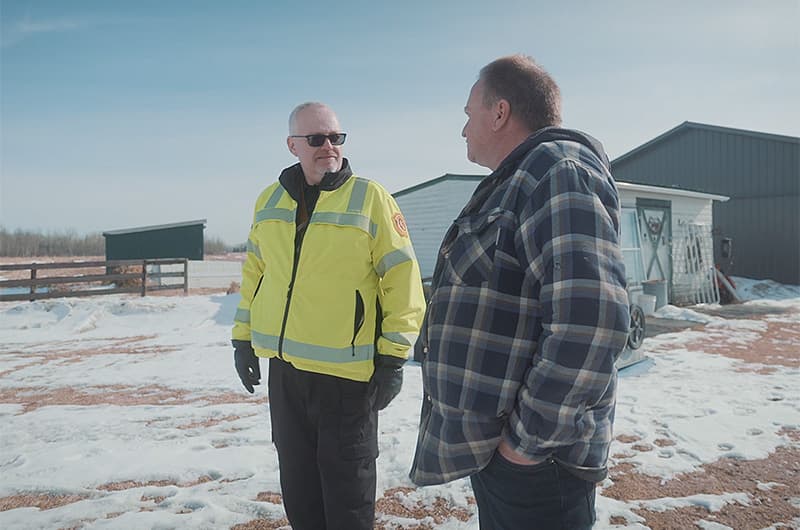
[410,55,630,529]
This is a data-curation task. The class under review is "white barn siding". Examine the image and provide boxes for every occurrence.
[395,178,481,279]
[395,175,727,305]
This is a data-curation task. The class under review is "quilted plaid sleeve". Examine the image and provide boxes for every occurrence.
[506,157,630,458]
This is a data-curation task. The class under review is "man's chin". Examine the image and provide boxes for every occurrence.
[320,162,341,174]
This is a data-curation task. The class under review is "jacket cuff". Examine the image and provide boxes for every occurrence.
[374,353,406,370]
[232,339,253,351]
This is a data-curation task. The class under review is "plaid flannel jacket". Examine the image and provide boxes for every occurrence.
[410,128,630,486]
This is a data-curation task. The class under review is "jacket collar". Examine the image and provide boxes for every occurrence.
[278,159,354,202]
[495,127,610,176]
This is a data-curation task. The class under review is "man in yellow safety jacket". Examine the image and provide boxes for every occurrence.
[232,101,425,530]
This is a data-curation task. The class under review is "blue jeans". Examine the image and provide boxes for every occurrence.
[470,452,596,530]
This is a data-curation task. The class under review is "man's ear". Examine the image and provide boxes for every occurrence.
[492,99,511,131]
[287,136,298,156]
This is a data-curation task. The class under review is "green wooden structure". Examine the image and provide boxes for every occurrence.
[103,219,206,261]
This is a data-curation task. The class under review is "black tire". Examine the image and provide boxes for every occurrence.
[627,304,646,350]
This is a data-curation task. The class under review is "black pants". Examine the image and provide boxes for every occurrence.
[268,358,378,530]
[470,452,596,530]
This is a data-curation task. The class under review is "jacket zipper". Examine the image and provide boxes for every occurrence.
[278,221,306,359]
[351,289,365,356]
[278,247,303,359]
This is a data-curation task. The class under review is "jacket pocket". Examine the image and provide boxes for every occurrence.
[252,274,264,300]
[250,274,264,318]
[339,394,378,460]
[443,207,515,286]
[351,289,365,355]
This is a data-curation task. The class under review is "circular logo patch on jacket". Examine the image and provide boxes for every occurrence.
[392,213,409,237]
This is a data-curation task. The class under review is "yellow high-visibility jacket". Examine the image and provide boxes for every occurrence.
[232,162,426,382]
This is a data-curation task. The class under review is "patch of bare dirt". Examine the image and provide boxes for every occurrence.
[0,365,27,379]
[615,434,641,444]
[0,384,261,414]
[374,486,475,529]
[779,426,800,442]
[609,515,628,525]
[0,337,180,376]
[231,487,477,530]
[603,444,800,529]
[97,479,173,491]
[98,475,214,492]
[653,438,676,447]
[0,493,89,512]
[633,500,798,530]
[231,519,290,530]
[176,413,254,430]
[255,492,283,504]
[736,365,780,375]
[140,494,167,504]
[228,491,289,529]
[58,521,96,530]
[650,317,799,370]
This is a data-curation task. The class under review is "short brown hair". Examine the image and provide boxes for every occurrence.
[479,54,562,132]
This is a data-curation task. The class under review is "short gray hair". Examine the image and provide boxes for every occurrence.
[288,102,328,134]
[479,54,562,132]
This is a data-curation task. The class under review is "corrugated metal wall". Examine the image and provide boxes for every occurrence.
[611,124,800,284]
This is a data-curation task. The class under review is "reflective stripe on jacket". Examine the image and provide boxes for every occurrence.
[233,165,425,382]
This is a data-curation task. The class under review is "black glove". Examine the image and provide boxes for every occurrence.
[233,340,261,394]
[371,355,404,411]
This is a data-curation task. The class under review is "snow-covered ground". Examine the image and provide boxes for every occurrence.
[0,277,798,529]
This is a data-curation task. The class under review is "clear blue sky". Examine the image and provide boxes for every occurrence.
[2,0,798,245]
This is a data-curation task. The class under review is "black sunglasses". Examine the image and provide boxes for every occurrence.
[290,133,347,147]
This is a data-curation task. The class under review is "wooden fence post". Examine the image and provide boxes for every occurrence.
[183,258,189,295]
[140,261,147,297]
[30,267,37,302]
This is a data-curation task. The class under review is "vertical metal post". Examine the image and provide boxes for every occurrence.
[141,260,147,297]
[183,258,189,295]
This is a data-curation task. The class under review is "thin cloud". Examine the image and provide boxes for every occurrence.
[2,16,98,48]
[17,18,89,34]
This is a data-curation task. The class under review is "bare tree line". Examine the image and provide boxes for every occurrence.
[0,228,105,257]
[204,236,229,255]
[0,228,230,257]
